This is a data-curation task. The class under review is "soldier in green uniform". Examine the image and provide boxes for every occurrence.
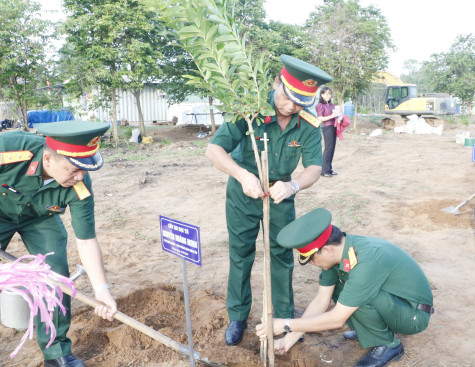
[0,121,117,367]
[256,208,434,367]
[205,55,333,346]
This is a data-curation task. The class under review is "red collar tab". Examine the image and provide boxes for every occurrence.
[297,224,333,255]
[46,136,99,158]
[26,161,39,176]
[280,67,319,96]
[265,116,272,124]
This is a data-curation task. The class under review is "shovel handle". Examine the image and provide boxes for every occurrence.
[455,192,475,210]
[0,250,225,366]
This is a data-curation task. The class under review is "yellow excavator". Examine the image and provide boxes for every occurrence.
[374,72,457,127]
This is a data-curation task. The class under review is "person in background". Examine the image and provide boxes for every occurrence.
[256,207,434,367]
[0,121,117,367]
[316,87,339,177]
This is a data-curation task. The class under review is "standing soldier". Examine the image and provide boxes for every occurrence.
[0,121,117,367]
[206,55,333,346]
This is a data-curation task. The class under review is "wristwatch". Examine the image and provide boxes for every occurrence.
[290,181,300,194]
[284,319,292,333]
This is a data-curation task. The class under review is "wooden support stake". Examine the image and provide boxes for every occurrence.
[261,133,274,367]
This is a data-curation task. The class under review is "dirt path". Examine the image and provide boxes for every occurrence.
[1,121,474,367]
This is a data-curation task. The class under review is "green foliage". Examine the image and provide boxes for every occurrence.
[0,0,58,129]
[305,0,394,105]
[421,34,474,114]
[230,0,309,78]
[142,0,274,125]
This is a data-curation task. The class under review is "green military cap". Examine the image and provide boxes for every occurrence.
[37,121,110,171]
[277,208,333,265]
[279,55,333,107]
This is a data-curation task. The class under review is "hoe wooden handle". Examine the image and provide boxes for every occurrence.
[0,249,223,367]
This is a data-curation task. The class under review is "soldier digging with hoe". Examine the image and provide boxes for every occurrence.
[0,121,117,367]
[206,55,333,346]
[256,208,434,367]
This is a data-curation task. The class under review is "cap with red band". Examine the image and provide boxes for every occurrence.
[277,208,333,265]
[37,121,110,171]
[279,55,333,107]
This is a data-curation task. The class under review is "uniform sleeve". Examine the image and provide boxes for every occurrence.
[69,173,96,240]
[337,262,390,307]
[209,118,248,153]
[319,265,339,286]
[301,124,322,167]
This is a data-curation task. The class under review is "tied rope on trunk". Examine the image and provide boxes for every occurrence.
[0,253,76,358]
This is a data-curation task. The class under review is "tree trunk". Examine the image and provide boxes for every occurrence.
[111,89,119,144]
[353,93,358,130]
[133,89,146,137]
[209,96,216,134]
[20,102,29,132]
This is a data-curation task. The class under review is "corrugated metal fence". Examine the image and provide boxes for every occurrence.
[96,86,168,123]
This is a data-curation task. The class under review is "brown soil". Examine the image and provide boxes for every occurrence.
[1,119,474,367]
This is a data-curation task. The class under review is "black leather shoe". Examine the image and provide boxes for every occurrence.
[322,173,332,177]
[44,354,85,367]
[355,343,404,367]
[343,330,358,340]
[225,320,247,346]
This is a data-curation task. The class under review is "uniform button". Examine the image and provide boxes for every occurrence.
[270,170,274,174]
[275,153,278,156]
[27,203,31,206]
[49,213,53,216]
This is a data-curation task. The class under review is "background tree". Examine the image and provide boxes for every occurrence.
[61,0,126,142]
[0,0,56,130]
[231,0,309,78]
[422,34,474,114]
[305,0,393,125]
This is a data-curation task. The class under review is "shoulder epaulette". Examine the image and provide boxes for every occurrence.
[0,150,34,165]
[299,110,322,128]
[73,181,91,200]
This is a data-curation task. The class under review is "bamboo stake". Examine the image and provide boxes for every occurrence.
[0,250,223,367]
[260,289,267,365]
[261,133,275,367]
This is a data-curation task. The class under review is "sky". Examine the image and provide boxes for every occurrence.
[38,0,473,77]
[264,0,473,76]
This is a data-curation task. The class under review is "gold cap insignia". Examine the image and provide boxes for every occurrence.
[87,136,101,147]
[302,79,318,88]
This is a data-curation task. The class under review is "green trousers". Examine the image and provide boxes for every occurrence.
[333,281,431,348]
[0,215,72,359]
[225,177,296,321]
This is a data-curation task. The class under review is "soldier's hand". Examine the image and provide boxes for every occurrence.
[239,171,264,199]
[269,181,292,204]
[94,289,117,322]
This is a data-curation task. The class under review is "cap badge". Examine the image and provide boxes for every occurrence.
[87,136,101,147]
[302,79,318,88]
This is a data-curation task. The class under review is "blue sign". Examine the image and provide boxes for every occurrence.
[159,216,201,266]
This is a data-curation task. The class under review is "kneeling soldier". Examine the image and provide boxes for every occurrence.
[256,208,433,367]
